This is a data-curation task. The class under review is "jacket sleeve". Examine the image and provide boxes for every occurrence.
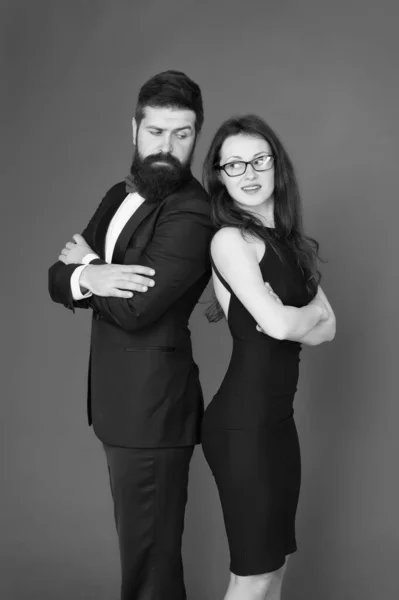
[88,203,213,332]
[48,262,91,312]
[48,184,118,312]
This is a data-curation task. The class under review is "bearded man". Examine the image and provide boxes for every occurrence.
[48,70,213,600]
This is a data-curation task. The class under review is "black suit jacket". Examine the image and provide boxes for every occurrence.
[48,177,214,448]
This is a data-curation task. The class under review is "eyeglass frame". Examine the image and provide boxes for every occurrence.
[217,154,275,177]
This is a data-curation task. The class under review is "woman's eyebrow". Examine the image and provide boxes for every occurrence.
[224,151,269,162]
[224,155,242,161]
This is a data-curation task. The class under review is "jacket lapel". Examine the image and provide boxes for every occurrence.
[94,187,128,258]
[111,200,159,264]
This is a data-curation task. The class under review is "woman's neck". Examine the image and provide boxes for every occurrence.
[245,197,275,228]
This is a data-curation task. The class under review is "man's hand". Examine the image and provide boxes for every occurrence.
[80,263,156,298]
[256,282,283,333]
[59,234,94,265]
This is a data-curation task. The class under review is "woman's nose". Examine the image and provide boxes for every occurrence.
[244,164,257,180]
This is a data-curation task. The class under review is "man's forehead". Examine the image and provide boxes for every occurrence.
[142,105,196,128]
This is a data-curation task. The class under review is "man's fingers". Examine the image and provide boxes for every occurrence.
[115,280,149,293]
[129,274,155,287]
[118,264,156,276]
[116,273,155,287]
[109,288,134,298]
[73,233,88,246]
[58,255,67,263]
[65,241,75,249]
[80,265,155,297]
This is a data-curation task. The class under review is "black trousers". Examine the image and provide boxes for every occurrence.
[103,443,195,600]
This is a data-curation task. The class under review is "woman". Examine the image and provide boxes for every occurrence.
[202,115,336,600]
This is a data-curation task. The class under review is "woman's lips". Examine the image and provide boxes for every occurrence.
[241,185,261,194]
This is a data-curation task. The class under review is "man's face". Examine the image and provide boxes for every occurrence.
[133,106,197,166]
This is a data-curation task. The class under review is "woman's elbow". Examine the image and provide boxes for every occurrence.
[257,310,296,341]
[270,321,290,341]
[321,324,336,344]
[328,316,337,341]
[256,319,287,341]
[327,326,336,342]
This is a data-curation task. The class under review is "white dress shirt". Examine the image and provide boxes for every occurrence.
[71,192,145,300]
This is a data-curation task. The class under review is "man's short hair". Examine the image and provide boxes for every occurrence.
[135,70,204,134]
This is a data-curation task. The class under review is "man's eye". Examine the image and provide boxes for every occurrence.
[150,131,162,136]
[176,133,188,140]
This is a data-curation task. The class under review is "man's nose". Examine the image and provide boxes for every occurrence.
[160,134,173,154]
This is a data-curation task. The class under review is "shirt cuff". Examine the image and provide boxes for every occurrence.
[71,265,93,300]
[82,253,100,264]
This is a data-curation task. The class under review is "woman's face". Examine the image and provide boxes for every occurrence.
[218,134,274,209]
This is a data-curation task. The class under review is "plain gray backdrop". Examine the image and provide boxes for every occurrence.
[2,0,398,598]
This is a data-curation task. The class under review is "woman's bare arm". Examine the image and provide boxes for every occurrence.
[211,228,328,341]
[259,281,336,346]
[297,286,336,345]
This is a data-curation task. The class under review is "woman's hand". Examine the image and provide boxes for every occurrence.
[211,227,326,341]
[256,283,329,335]
[299,286,336,344]
[308,289,329,322]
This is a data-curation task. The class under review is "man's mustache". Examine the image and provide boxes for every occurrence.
[143,153,182,169]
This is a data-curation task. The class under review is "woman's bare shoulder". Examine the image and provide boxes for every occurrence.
[211,227,261,261]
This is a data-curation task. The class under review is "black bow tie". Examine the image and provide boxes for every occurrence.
[125,174,137,194]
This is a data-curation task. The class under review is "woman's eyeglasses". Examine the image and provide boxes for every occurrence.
[217,154,274,177]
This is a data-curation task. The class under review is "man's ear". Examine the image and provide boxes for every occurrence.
[132,118,137,145]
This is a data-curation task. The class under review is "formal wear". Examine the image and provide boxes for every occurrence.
[201,229,313,576]
[49,177,213,599]
[103,443,194,599]
[70,192,146,299]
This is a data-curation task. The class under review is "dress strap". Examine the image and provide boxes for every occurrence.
[210,255,234,295]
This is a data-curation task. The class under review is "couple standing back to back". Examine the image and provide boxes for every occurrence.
[49,70,336,600]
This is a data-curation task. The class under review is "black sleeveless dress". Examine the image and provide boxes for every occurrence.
[201,231,313,576]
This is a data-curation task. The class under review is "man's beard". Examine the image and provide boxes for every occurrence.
[129,149,193,203]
